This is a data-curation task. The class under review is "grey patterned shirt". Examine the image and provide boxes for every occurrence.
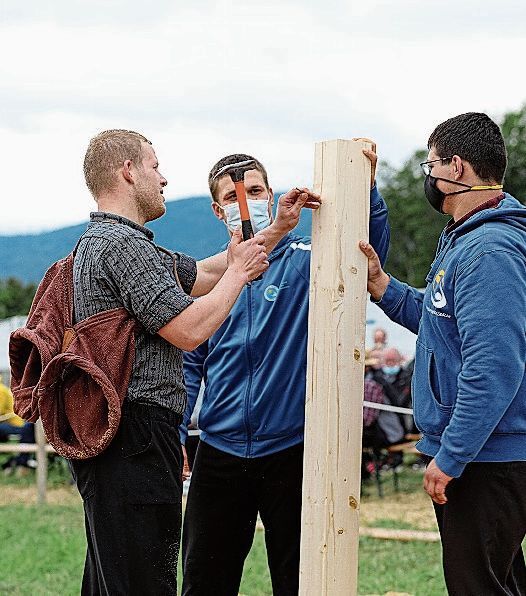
[73,212,197,413]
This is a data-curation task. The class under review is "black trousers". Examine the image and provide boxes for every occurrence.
[69,402,183,596]
[433,461,526,595]
[182,441,304,596]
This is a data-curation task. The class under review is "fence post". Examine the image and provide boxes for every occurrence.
[299,139,371,595]
[35,420,47,505]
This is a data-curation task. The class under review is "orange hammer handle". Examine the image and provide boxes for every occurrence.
[234,181,251,221]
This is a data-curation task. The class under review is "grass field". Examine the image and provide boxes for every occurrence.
[1,456,447,595]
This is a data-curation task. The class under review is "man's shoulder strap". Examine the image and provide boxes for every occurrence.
[156,245,182,288]
[27,229,88,323]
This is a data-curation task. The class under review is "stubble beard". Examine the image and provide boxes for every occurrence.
[134,181,165,223]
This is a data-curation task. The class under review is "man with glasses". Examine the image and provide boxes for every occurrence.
[360,112,526,594]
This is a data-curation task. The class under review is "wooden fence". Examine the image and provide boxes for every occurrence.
[0,420,53,504]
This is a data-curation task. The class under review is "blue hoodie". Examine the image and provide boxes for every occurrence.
[181,187,390,458]
[376,194,526,477]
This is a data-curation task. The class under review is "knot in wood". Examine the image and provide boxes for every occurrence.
[338,283,345,296]
[348,496,358,509]
[353,349,360,361]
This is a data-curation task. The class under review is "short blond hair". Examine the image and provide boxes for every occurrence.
[83,129,152,198]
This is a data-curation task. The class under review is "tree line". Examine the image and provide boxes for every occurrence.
[1,104,526,317]
[0,278,37,319]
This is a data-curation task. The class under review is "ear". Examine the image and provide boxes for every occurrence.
[268,187,275,214]
[211,201,224,222]
[451,155,463,180]
[122,160,134,184]
[268,187,275,221]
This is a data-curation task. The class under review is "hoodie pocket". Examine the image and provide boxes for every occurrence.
[412,340,453,436]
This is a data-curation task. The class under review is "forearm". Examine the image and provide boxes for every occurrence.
[255,221,289,254]
[375,276,424,334]
[180,343,207,444]
[193,251,228,297]
[193,222,289,296]
[369,186,390,266]
[159,268,246,350]
[180,382,201,444]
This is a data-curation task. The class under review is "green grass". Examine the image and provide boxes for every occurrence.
[0,461,448,595]
[0,504,446,596]
[367,517,418,531]
[239,532,273,595]
[358,538,444,595]
[0,453,72,488]
[242,534,445,596]
[0,504,85,596]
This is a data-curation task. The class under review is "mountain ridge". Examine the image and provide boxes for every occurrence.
[0,195,312,283]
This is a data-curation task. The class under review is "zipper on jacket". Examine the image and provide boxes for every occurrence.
[426,234,455,283]
[243,283,255,457]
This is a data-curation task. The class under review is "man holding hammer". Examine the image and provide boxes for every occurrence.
[180,146,390,595]
[71,129,319,595]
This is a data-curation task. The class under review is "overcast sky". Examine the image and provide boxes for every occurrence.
[1,0,525,234]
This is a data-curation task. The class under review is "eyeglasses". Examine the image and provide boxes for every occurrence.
[420,157,453,176]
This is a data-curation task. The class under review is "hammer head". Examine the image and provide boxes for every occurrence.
[213,159,257,183]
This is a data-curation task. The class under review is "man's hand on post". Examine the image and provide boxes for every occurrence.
[359,241,390,301]
[353,137,377,189]
[227,229,269,283]
[424,458,453,505]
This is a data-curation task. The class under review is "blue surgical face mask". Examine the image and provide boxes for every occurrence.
[382,365,401,376]
[220,197,271,233]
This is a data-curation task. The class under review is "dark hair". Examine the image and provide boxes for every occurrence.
[427,112,507,183]
[208,154,269,201]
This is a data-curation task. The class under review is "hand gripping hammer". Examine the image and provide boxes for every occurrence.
[213,159,257,241]
[213,158,263,280]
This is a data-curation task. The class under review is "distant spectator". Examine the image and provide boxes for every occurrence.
[367,347,384,370]
[0,376,35,475]
[381,347,403,378]
[0,375,25,441]
[373,348,415,435]
[363,352,404,449]
[373,327,388,350]
[1,422,36,476]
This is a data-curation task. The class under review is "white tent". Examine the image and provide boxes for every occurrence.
[0,315,26,382]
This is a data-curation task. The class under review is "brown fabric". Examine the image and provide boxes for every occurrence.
[9,252,136,459]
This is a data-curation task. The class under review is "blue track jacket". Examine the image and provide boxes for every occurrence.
[181,187,390,458]
[376,194,526,477]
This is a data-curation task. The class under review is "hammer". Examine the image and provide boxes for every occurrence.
[213,159,257,241]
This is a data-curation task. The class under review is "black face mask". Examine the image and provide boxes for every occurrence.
[424,175,504,214]
[424,175,448,213]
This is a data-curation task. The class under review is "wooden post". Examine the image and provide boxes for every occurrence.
[35,419,47,505]
[299,139,371,595]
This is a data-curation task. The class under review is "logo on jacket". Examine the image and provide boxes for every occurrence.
[264,285,279,302]
[431,269,447,309]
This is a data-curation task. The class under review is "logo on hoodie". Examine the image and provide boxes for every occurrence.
[431,269,447,309]
[264,285,279,302]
